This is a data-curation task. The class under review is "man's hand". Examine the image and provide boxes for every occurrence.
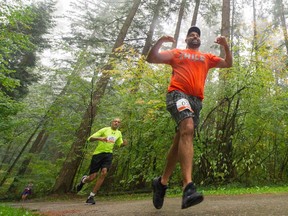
[146,36,175,63]
[158,35,176,43]
[215,36,232,68]
[214,36,229,47]
[122,139,128,146]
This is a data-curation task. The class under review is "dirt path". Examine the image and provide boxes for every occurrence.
[8,193,288,216]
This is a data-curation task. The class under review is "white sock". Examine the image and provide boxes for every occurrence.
[90,192,95,197]
[82,176,87,183]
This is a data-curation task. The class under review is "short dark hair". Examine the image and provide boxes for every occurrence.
[187,26,201,37]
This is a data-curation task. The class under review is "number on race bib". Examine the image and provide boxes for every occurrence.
[176,98,193,112]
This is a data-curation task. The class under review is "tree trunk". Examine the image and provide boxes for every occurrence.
[216,0,234,182]
[141,0,163,56]
[220,0,230,58]
[4,50,89,190]
[277,0,288,55]
[0,123,41,186]
[252,0,258,65]
[191,0,200,26]
[129,0,164,93]
[0,141,13,169]
[172,0,186,49]
[7,130,49,194]
[52,0,142,194]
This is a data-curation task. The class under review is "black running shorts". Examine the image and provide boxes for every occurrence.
[89,153,113,175]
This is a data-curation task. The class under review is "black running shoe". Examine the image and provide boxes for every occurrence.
[181,182,204,209]
[86,196,95,205]
[152,177,167,209]
[76,175,87,192]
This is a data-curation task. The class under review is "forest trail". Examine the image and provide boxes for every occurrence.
[8,193,288,216]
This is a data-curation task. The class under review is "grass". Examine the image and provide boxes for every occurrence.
[98,184,288,201]
[0,205,40,216]
[86,184,288,201]
[201,185,288,195]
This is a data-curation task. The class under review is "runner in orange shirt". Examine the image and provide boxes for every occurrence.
[146,26,232,210]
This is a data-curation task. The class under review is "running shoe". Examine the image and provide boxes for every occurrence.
[86,195,95,205]
[76,175,87,192]
[152,176,167,209]
[181,182,203,209]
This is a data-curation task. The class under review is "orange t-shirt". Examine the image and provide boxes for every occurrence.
[162,49,221,100]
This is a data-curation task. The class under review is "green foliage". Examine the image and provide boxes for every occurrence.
[1,1,55,100]
[201,184,288,195]
[193,38,288,186]
[0,1,55,136]
[92,51,176,191]
[0,205,39,216]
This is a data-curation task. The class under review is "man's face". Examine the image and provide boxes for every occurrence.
[111,118,121,129]
[186,32,201,49]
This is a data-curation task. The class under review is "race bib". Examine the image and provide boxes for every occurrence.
[176,98,193,112]
[107,136,116,143]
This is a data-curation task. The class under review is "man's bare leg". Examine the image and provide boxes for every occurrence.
[92,168,107,194]
[178,118,194,188]
[161,132,180,185]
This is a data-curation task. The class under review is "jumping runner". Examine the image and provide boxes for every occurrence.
[146,26,232,209]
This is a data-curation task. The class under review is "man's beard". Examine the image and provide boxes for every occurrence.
[187,38,201,49]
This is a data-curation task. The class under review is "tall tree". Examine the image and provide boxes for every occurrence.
[52,0,142,193]
[252,0,259,65]
[172,0,187,48]
[191,0,200,26]
[216,0,234,181]
[5,51,89,193]
[0,0,55,188]
[141,0,164,55]
[220,0,230,58]
[276,0,288,55]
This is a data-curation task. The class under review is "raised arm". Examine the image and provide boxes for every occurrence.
[89,137,107,142]
[214,36,233,68]
[146,36,175,64]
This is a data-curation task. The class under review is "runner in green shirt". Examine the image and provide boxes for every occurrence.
[76,118,127,204]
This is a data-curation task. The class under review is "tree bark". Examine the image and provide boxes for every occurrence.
[220,0,230,58]
[172,0,186,49]
[277,0,288,55]
[191,0,200,26]
[252,0,258,65]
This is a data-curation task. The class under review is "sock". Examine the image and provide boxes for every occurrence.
[90,192,95,197]
[82,176,87,183]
